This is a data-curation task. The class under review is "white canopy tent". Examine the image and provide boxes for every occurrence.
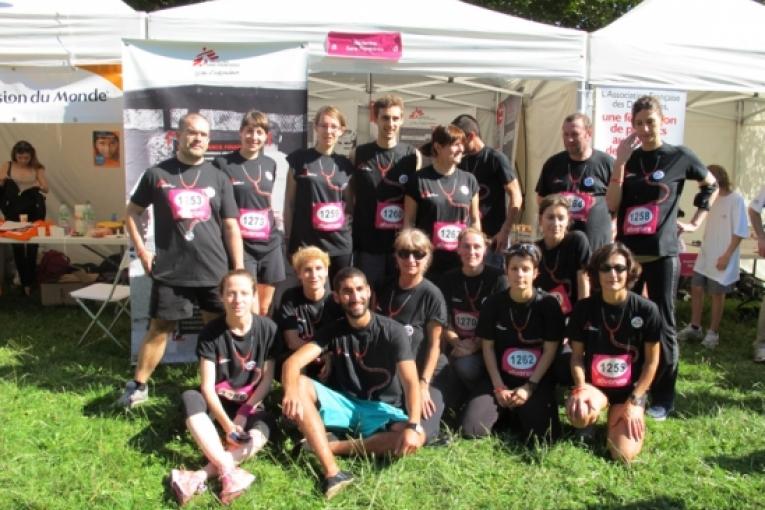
[589,0,765,212]
[147,0,588,220]
[0,0,145,261]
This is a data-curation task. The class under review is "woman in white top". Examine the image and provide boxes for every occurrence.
[678,164,748,349]
[0,141,49,296]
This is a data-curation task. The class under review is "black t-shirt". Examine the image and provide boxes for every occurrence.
[313,313,413,409]
[616,144,707,256]
[459,146,517,236]
[476,289,565,388]
[405,166,479,253]
[567,292,661,396]
[196,315,278,400]
[214,152,281,257]
[536,150,614,250]
[351,142,417,254]
[375,278,448,370]
[438,265,508,339]
[534,230,590,315]
[130,157,239,286]
[275,286,343,354]
[286,148,353,256]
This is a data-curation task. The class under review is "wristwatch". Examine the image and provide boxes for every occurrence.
[525,380,539,394]
[405,422,425,435]
[628,393,647,407]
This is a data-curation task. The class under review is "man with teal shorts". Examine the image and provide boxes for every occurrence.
[282,267,425,499]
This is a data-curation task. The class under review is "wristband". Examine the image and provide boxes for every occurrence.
[609,178,623,185]
[570,385,587,396]
[236,404,256,416]
[493,385,508,394]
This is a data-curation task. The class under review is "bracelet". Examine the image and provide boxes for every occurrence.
[570,385,587,396]
[236,404,256,416]
[493,385,508,394]
[609,178,624,185]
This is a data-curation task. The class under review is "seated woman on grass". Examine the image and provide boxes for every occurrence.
[566,243,661,463]
[170,270,278,505]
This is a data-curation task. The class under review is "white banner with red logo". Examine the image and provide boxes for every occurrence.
[396,105,474,148]
[593,87,687,158]
[122,40,308,363]
[0,66,123,123]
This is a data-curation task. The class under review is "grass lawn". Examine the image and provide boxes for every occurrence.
[1,292,764,509]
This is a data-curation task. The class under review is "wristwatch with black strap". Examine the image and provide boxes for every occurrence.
[405,422,425,435]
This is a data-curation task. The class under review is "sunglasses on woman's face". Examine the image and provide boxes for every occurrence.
[599,263,628,273]
[396,249,427,261]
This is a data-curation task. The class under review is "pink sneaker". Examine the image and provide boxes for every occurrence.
[219,467,255,505]
[170,469,207,506]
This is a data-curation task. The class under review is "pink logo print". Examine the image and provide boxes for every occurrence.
[192,47,219,67]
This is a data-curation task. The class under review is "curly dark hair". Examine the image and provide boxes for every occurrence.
[586,242,642,290]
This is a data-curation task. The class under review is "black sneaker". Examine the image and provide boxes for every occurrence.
[321,470,354,500]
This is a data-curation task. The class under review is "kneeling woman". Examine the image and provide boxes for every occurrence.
[171,270,278,505]
[464,243,565,441]
[566,243,661,463]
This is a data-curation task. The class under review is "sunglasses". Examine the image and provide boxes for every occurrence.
[504,243,539,258]
[396,249,428,260]
[599,263,628,273]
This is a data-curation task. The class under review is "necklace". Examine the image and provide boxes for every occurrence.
[231,330,254,369]
[240,162,271,197]
[386,286,414,319]
[600,301,639,358]
[463,278,484,312]
[437,176,469,210]
[178,166,201,189]
[318,157,344,193]
[375,151,393,177]
[567,162,587,191]
[508,296,534,343]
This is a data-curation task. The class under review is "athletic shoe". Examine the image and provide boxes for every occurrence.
[170,469,207,506]
[116,381,148,409]
[701,331,719,349]
[677,324,703,342]
[219,467,255,505]
[321,470,354,500]
[754,342,765,363]
[645,404,672,421]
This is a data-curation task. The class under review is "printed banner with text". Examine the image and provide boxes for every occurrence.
[593,88,687,157]
[122,40,308,363]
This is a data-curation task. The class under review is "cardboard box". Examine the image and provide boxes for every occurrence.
[40,272,99,306]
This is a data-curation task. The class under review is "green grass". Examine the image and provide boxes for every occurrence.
[1,292,764,509]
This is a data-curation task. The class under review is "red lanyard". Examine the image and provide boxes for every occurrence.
[386,288,413,319]
[638,155,670,205]
[463,278,484,312]
[567,163,587,192]
[509,297,535,344]
[178,167,201,189]
[600,303,638,359]
[318,157,344,193]
[437,176,469,211]
[375,152,393,178]
[240,164,271,198]
[231,333,253,369]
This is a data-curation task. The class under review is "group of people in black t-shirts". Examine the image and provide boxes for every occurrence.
[118,94,719,504]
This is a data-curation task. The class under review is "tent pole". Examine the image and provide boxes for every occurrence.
[733,99,742,185]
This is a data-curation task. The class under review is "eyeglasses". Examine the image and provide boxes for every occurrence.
[396,249,428,261]
[599,263,628,273]
[504,243,539,258]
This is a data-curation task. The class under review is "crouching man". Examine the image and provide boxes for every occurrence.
[281,267,425,499]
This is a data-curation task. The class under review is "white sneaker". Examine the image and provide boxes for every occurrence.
[701,331,719,349]
[754,342,765,363]
[677,324,703,342]
[116,381,149,409]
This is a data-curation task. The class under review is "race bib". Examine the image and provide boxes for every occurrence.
[238,208,271,240]
[374,201,404,230]
[168,188,211,221]
[561,191,594,222]
[215,380,256,402]
[453,309,479,337]
[623,203,659,235]
[548,284,573,315]
[501,347,541,378]
[432,221,465,251]
[312,201,345,232]
[591,353,632,388]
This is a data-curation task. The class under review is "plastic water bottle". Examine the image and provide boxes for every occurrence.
[83,201,95,233]
[58,204,71,233]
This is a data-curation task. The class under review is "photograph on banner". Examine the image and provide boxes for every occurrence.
[308,100,358,156]
[122,40,308,363]
[496,95,522,172]
[593,87,687,157]
[93,130,121,168]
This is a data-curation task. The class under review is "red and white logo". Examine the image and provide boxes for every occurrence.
[192,47,219,67]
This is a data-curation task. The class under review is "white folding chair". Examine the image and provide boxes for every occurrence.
[70,250,131,347]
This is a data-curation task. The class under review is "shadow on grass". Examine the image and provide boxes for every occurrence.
[706,448,765,474]
[673,387,765,418]
[584,496,686,509]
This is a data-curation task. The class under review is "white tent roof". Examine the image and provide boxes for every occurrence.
[589,0,765,93]
[0,0,146,66]
[148,0,586,80]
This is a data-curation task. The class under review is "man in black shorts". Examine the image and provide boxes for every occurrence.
[453,113,522,265]
[536,113,614,250]
[119,112,244,408]
[350,95,420,289]
[281,267,425,499]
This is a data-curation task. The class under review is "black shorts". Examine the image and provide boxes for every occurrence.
[244,248,286,285]
[182,389,273,440]
[149,281,223,321]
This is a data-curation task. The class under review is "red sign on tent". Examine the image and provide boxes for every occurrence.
[326,32,402,61]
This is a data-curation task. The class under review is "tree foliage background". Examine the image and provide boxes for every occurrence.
[125,0,765,32]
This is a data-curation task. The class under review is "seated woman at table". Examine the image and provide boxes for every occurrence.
[170,270,277,505]
[566,243,661,463]
[0,141,48,296]
[463,243,564,442]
